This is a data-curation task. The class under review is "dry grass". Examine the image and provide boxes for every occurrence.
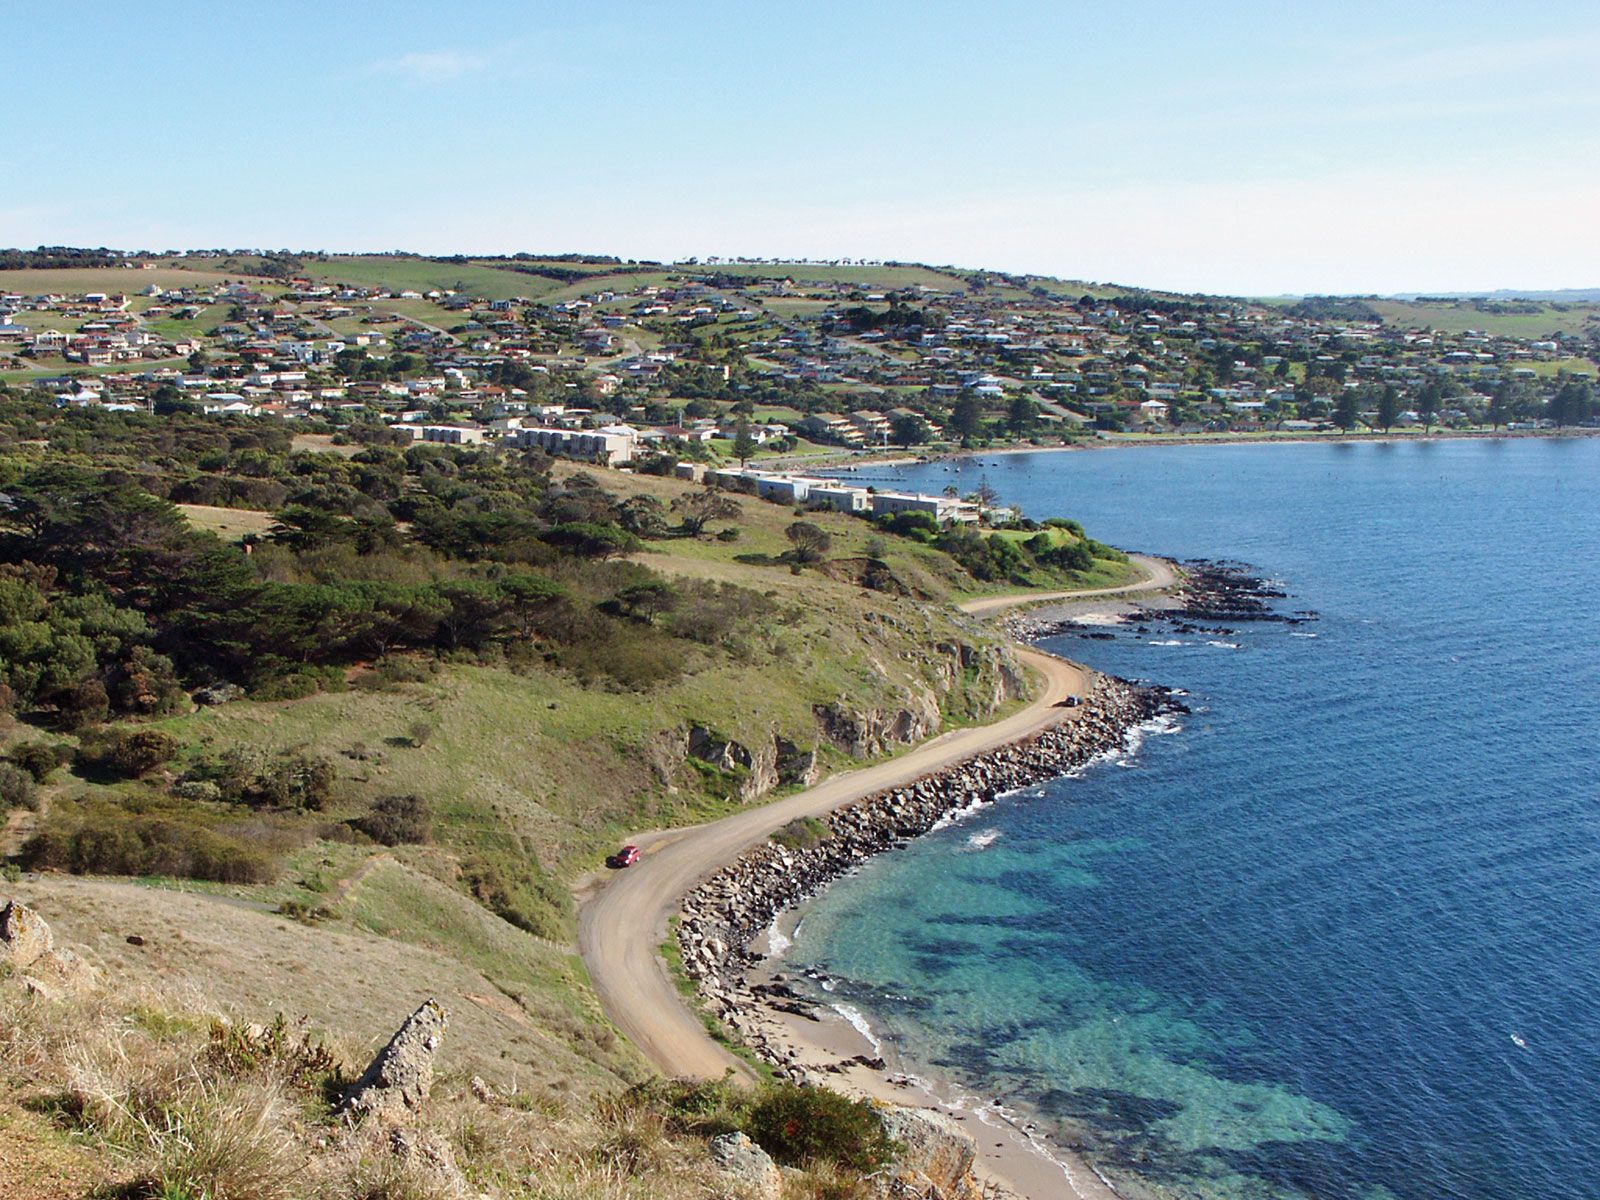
[0,968,745,1200]
[174,504,278,541]
[8,873,630,1095]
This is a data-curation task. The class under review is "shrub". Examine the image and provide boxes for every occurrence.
[109,729,180,778]
[355,793,432,846]
[20,803,277,884]
[183,750,335,810]
[0,762,38,811]
[624,1076,743,1138]
[57,678,109,729]
[743,1084,895,1172]
[771,817,831,851]
[8,740,68,782]
[203,1013,341,1091]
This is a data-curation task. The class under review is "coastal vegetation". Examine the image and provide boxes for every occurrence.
[0,386,1122,1161]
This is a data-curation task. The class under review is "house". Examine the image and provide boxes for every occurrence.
[868,491,975,522]
[753,475,812,504]
[419,425,487,446]
[797,413,865,446]
[508,426,634,466]
[805,484,870,513]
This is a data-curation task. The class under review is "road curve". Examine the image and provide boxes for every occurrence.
[575,555,1178,1080]
[957,553,1179,615]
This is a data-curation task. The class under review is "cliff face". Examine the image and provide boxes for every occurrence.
[680,639,1026,804]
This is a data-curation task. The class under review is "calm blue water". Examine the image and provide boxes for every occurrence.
[788,440,1600,1200]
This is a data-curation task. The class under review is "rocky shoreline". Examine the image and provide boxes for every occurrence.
[1008,559,1315,643]
[676,672,1185,1076]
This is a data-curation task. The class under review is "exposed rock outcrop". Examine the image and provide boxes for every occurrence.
[336,999,448,1124]
[385,1127,473,1199]
[813,692,943,758]
[1,900,97,997]
[708,1130,782,1199]
[687,726,823,803]
[878,1108,983,1200]
[0,900,52,968]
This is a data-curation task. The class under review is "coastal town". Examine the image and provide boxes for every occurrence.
[1,251,1596,471]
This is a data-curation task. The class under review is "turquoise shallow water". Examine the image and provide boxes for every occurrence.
[786,440,1600,1200]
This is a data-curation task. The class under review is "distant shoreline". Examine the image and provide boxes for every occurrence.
[781,424,1600,474]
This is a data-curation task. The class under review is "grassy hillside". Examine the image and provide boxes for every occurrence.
[300,256,565,301]
[0,265,269,294]
[1363,298,1600,338]
[0,397,1145,1167]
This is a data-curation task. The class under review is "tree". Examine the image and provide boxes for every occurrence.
[732,423,759,467]
[1333,391,1359,432]
[614,580,679,623]
[1007,394,1038,437]
[616,494,670,538]
[1549,377,1593,427]
[1417,381,1441,433]
[671,490,740,538]
[968,479,1001,509]
[1376,385,1400,433]
[785,521,831,565]
[1488,383,1509,430]
[948,396,983,441]
[891,413,930,448]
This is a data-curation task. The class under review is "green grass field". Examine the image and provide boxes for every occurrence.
[698,262,970,292]
[300,255,566,301]
[1364,299,1600,338]
[0,265,268,294]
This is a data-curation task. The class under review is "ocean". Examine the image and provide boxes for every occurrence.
[782,439,1600,1200]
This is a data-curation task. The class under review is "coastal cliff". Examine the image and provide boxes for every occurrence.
[676,672,1183,1070]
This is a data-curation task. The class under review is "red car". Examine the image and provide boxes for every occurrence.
[608,844,641,869]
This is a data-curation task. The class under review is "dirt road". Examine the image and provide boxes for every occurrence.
[576,555,1176,1080]
[956,553,1179,615]
[578,650,1091,1079]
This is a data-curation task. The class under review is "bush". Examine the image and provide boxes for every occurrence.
[7,741,67,783]
[0,762,38,811]
[109,729,180,778]
[21,803,277,883]
[183,750,336,810]
[771,817,831,851]
[56,678,109,730]
[355,793,431,845]
[743,1083,896,1172]
[623,1076,743,1138]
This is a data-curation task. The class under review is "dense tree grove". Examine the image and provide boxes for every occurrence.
[0,399,776,726]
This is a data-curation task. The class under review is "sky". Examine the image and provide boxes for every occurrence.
[8,1,1600,295]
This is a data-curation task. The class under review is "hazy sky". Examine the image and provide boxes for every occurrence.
[9,2,1599,294]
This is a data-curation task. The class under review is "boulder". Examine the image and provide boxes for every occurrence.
[0,900,53,969]
[26,946,96,996]
[877,1108,983,1200]
[336,999,448,1124]
[386,1127,472,1199]
[708,1131,782,1200]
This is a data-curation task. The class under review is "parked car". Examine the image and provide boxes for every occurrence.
[607,844,642,868]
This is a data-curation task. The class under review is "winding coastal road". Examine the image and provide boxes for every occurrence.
[575,554,1178,1081]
